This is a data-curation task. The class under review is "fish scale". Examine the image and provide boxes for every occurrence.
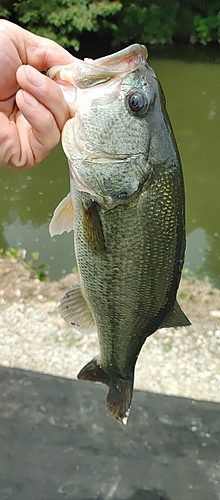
[48,43,190,424]
[73,171,180,374]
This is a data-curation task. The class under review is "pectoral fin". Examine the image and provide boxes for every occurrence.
[59,283,96,334]
[49,193,74,237]
[160,301,191,329]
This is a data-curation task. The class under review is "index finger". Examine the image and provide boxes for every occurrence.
[0,20,75,72]
[0,20,76,101]
[17,24,75,71]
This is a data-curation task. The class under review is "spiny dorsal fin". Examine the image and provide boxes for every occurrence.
[59,283,96,334]
[160,301,191,329]
[49,193,74,237]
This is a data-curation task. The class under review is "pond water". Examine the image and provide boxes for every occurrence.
[0,44,220,286]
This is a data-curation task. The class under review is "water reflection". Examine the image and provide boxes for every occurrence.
[0,146,76,279]
[0,48,220,285]
[185,227,220,286]
[3,216,75,279]
[152,55,220,287]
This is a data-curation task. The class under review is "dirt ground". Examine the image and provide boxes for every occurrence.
[0,256,219,327]
[0,255,220,403]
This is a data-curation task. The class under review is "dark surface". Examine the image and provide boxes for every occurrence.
[0,366,219,500]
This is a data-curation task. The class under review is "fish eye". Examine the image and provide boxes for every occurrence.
[127,89,148,116]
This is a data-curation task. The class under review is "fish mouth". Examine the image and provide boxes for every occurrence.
[76,44,148,88]
[48,44,148,91]
[84,44,148,73]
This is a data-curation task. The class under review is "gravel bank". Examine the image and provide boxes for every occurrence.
[0,257,220,402]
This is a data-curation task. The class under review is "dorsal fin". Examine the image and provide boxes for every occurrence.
[160,301,191,329]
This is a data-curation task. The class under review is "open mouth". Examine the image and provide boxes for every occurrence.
[48,44,148,91]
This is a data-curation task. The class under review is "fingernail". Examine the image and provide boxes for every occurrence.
[25,65,46,87]
[22,90,39,108]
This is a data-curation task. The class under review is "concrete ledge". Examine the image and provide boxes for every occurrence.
[0,367,219,500]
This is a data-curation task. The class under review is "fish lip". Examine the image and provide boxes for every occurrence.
[85,44,148,69]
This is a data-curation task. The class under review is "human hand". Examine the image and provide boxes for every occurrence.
[0,20,75,169]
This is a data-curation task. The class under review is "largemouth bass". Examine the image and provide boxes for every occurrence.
[48,44,190,425]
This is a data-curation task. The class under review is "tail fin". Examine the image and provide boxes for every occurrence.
[106,377,134,425]
[77,357,134,425]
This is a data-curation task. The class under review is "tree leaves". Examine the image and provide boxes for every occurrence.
[13,0,122,51]
[2,0,220,49]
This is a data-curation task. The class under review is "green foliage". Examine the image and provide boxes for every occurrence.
[182,268,195,284]
[13,0,122,51]
[182,266,210,285]
[0,0,11,18]
[193,12,220,44]
[0,7,10,18]
[1,0,220,47]
[0,247,49,281]
[112,0,179,45]
[112,0,220,46]
[0,247,25,259]
[24,251,50,281]
[162,340,173,351]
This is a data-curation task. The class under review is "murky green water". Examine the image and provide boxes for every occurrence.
[0,44,220,286]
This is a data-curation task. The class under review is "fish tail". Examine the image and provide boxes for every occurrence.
[77,357,134,425]
[106,376,134,425]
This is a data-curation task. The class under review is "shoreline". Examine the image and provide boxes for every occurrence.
[0,256,220,403]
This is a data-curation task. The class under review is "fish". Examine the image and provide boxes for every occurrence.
[48,44,190,425]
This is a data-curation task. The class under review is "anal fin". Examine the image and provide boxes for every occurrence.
[59,283,96,334]
[78,356,110,385]
[160,300,191,329]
